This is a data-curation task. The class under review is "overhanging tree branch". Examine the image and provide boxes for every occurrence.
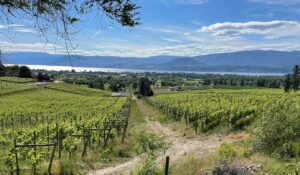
[0,0,140,46]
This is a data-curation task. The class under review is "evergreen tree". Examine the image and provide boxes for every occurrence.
[240,79,245,86]
[284,74,291,93]
[98,80,105,90]
[138,77,154,97]
[292,65,300,91]
[18,66,32,78]
[0,50,4,76]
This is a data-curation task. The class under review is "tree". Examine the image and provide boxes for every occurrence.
[291,65,300,91]
[283,74,291,93]
[37,72,50,81]
[0,0,140,43]
[0,64,4,76]
[138,77,154,97]
[18,66,32,78]
[240,79,245,86]
[0,50,4,76]
[98,80,105,90]
[110,82,120,92]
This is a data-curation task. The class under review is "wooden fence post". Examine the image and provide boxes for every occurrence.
[58,129,62,159]
[48,143,56,174]
[14,139,20,175]
[47,126,50,152]
[165,156,170,175]
[33,131,37,175]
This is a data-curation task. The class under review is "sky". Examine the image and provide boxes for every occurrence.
[2,0,300,57]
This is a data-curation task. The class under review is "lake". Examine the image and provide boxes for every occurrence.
[5,64,285,76]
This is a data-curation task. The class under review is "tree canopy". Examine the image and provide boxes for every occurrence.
[0,0,140,41]
[284,65,300,92]
[18,66,32,78]
[138,77,154,97]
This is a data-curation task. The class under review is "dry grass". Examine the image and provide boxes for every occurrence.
[170,154,218,175]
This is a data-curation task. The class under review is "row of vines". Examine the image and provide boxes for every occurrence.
[0,85,130,174]
[148,89,284,132]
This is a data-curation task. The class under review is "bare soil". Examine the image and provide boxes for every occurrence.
[88,99,237,175]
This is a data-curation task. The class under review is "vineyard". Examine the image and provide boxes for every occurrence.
[0,80,130,174]
[0,77,36,84]
[148,88,285,132]
[45,83,110,96]
[0,81,37,95]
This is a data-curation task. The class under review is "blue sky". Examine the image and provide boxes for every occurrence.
[2,0,300,57]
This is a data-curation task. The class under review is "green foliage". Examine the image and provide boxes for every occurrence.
[0,76,36,83]
[292,65,300,91]
[0,0,140,34]
[0,63,4,76]
[138,77,154,97]
[18,66,32,78]
[134,154,162,175]
[137,132,167,154]
[46,83,110,96]
[217,143,237,160]
[0,81,36,95]
[37,72,51,82]
[284,74,292,93]
[150,89,280,132]
[0,83,129,174]
[253,99,300,159]
[260,157,300,175]
[63,137,81,157]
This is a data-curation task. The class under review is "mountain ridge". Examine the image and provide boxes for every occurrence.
[3,50,300,73]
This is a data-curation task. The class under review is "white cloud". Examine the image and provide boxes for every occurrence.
[14,28,38,34]
[162,38,182,43]
[199,20,300,39]
[141,26,183,35]
[3,38,300,58]
[0,42,63,54]
[0,24,38,34]
[3,22,300,58]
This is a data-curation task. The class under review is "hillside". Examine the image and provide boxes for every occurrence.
[4,50,300,73]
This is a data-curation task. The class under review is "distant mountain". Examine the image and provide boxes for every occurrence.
[3,50,300,73]
[194,50,300,68]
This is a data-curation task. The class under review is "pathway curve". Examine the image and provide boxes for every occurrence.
[88,99,236,175]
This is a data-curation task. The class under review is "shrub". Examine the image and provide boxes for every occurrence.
[217,143,237,160]
[37,72,51,81]
[209,160,248,175]
[252,102,300,159]
[0,63,5,76]
[18,66,32,78]
[137,132,167,154]
[134,154,161,175]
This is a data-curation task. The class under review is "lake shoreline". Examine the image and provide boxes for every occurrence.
[4,64,285,76]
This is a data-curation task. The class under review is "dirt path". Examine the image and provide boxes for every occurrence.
[137,100,228,166]
[88,156,143,175]
[26,80,61,86]
[88,99,233,175]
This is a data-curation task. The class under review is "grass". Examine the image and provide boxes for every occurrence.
[142,98,206,138]
[46,83,111,96]
[0,81,37,95]
[170,154,218,175]
[0,76,36,83]
[168,140,300,175]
